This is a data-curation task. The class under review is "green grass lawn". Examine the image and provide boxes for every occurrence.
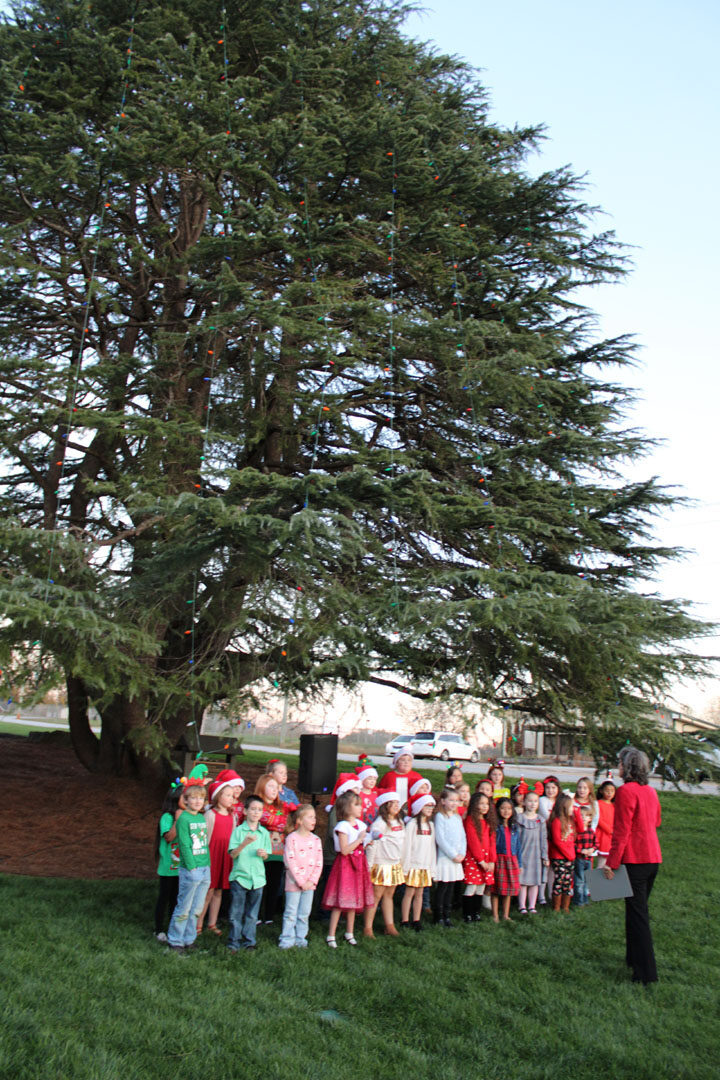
[2,791,718,1080]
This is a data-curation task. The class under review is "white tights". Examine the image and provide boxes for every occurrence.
[518,884,539,911]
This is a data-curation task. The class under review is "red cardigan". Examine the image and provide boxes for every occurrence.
[607,782,662,869]
[548,817,576,861]
[464,816,497,865]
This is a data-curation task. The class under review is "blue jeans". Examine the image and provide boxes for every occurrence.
[167,866,211,946]
[573,857,590,905]
[228,881,263,949]
[278,889,314,948]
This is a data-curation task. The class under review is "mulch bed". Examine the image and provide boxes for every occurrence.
[0,733,323,879]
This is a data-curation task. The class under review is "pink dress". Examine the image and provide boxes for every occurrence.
[322,821,374,911]
[208,810,235,889]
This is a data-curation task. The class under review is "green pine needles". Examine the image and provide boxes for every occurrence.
[0,0,711,773]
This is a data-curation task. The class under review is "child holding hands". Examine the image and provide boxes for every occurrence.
[278,805,323,949]
[433,787,467,926]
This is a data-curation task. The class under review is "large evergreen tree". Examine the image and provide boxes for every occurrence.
[0,0,709,773]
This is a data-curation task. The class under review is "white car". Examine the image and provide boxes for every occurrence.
[384,734,415,757]
[409,731,480,762]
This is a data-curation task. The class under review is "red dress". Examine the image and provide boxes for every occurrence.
[322,821,374,911]
[595,800,615,856]
[463,816,496,887]
[208,809,235,889]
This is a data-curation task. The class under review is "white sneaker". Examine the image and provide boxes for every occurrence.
[155,932,168,943]
[326,936,337,948]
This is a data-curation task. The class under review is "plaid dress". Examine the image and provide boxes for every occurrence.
[492,824,521,897]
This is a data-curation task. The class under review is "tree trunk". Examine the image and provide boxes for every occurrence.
[67,676,168,780]
[66,673,99,770]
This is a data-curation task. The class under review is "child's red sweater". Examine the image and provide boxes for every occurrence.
[548,817,576,861]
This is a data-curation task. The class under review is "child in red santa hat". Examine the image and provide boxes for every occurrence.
[355,755,379,825]
[363,791,405,938]
[321,783,373,948]
[400,794,436,931]
[197,771,246,935]
[376,748,423,810]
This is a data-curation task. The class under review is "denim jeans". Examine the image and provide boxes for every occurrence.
[167,866,211,946]
[228,881,263,949]
[573,857,590,905]
[278,889,314,948]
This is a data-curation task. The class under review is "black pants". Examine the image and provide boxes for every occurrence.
[154,875,179,933]
[433,881,454,920]
[261,860,284,922]
[625,863,659,984]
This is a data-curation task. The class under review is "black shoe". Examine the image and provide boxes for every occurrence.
[400,920,411,929]
[412,920,422,933]
[443,917,452,927]
[463,914,473,923]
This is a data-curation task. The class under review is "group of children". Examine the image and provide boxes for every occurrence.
[155,752,616,952]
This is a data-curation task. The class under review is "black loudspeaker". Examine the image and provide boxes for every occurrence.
[297,734,339,794]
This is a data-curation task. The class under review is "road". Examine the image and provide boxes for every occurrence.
[244,742,718,795]
[4,720,715,795]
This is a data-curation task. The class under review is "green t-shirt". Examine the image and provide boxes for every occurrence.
[228,821,271,889]
[175,810,210,870]
[157,811,180,877]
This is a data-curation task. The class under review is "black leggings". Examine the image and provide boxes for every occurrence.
[433,881,455,919]
[154,875,179,933]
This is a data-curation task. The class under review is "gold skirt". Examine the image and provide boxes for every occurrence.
[370,862,405,887]
[404,868,433,888]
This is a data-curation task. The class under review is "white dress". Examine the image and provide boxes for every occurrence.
[434,812,467,882]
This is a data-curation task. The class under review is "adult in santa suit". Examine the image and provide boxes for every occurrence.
[377,750,423,811]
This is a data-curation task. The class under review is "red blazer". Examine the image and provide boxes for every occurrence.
[548,817,576,861]
[607,782,662,869]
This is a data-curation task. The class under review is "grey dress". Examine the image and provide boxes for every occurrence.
[515,813,548,886]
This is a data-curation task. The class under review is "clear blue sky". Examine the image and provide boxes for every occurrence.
[404,0,720,713]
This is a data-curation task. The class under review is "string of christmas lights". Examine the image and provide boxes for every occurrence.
[183,5,233,755]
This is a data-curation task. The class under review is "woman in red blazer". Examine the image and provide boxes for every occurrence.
[603,746,662,985]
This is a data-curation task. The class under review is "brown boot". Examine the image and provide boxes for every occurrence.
[552,894,562,912]
[561,895,572,913]
[384,924,399,936]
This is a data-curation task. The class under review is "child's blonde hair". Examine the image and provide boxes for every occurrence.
[291,803,315,829]
[575,776,597,811]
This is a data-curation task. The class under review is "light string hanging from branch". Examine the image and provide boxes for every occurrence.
[271,51,343,700]
[184,3,233,757]
[375,68,408,690]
